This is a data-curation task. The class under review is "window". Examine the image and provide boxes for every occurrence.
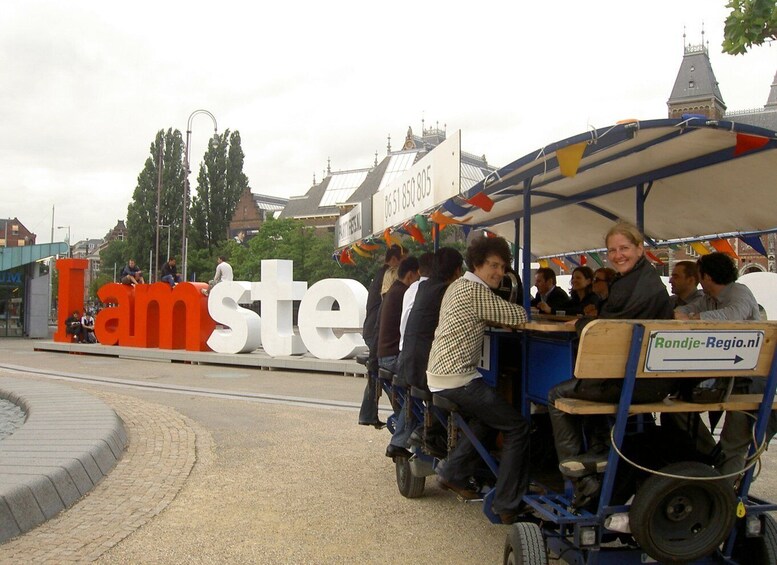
[689,80,695,89]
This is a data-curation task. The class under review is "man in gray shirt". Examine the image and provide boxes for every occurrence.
[673,252,772,478]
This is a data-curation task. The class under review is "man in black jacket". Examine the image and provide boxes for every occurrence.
[531,267,569,314]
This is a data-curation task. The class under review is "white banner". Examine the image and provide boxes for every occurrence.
[373,130,461,232]
[335,204,363,248]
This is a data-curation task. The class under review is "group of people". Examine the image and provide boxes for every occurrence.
[120,258,182,287]
[64,309,97,343]
[119,256,232,292]
[531,265,617,317]
[360,221,774,521]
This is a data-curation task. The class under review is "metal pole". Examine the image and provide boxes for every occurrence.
[182,109,218,281]
[155,138,163,282]
[167,227,171,264]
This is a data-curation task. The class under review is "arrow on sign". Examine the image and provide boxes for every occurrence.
[665,355,743,364]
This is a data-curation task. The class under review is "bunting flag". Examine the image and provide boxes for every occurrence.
[394,226,410,236]
[538,259,550,269]
[690,241,711,256]
[734,133,770,156]
[431,223,439,246]
[462,225,471,238]
[351,244,372,258]
[404,222,426,244]
[415,214,429,231]
[484,230,497,238]
[556,141,587,178]
[465,191,494,212]
[340,248,355,265]
[589,252,604,267]
[645,250,664,265]
[709,239,739,258]
[740,235,768,257]
[383,228,402,248]
[579,254,587,266]
[359,242,380,251]
[565,255,580,267]
[442,199,471,217]
[551,257,569,272]
[429,209,472,225]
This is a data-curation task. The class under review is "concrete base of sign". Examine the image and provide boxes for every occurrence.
[0,377,128,543]
[33,341,368,377]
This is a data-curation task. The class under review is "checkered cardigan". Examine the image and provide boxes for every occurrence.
[427,277,527,390]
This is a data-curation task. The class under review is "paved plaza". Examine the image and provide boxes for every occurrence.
[0,338,776,563]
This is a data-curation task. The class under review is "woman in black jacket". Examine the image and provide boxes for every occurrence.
[548,222,674,507]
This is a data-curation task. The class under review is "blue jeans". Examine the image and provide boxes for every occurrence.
[437,378,530,514]
[161,274,182,287]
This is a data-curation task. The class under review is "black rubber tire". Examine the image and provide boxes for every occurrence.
[629,461,736,563]
[503,522,547,565]
[395,456,425,498]
[732,513,777,564]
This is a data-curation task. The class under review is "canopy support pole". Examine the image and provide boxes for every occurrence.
[521,177,534,316]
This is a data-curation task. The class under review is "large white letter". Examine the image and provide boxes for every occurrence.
[252,260,307,356]
[207,282,261,354]
[298,279,368,360]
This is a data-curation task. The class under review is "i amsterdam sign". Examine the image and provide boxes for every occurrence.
[54,258,368,360]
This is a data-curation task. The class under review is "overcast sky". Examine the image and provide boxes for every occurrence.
[3,1,775,244]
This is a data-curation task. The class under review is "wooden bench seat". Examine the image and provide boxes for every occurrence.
[554,393,774,415]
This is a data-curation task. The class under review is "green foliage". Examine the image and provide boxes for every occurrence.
[190,130,249,251]
[126,129,186,273]
[723,0,777,55]
[98,239,129,282]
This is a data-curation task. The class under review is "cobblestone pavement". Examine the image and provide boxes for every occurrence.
[0,390,210,563]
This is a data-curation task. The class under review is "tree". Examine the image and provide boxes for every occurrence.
[723,0,777,54]
[98,239,128,283]
[125,129,186,278]
[190,130,249,251]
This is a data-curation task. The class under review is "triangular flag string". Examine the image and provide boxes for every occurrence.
[690,241,711,256]
[550,257,568,272]
[645,250,664,265]
[740,235,767,257]
[556,141,587,178]
[734,133,769,156]
[465,191,494,212]
[429,209,472,225]
[538,259,550,269]
[710,239,739,259]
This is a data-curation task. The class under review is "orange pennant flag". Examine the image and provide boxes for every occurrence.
[690,241,711,256]
[710,239,739,258]
[429,209,472,225]
[645,250,664,265]
[734,133,769,156]
[404,222,426,244]
[556,141,587,177]
[465,191,494,212]
[550,257,568,272]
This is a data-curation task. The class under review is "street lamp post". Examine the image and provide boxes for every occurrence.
[155,139,163,283]
[182,109,218,281]
[159,224,172,280]
[57,226,71,258]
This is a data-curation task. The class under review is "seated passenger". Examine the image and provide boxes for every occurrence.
[564,266,598,316]
[582,267,616,317]
[427,235,530,524]
[669,260,703,308]
[672,252,776,479]
[387,248,463,459]
[531,267,569,314]
[548,222,674,507]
